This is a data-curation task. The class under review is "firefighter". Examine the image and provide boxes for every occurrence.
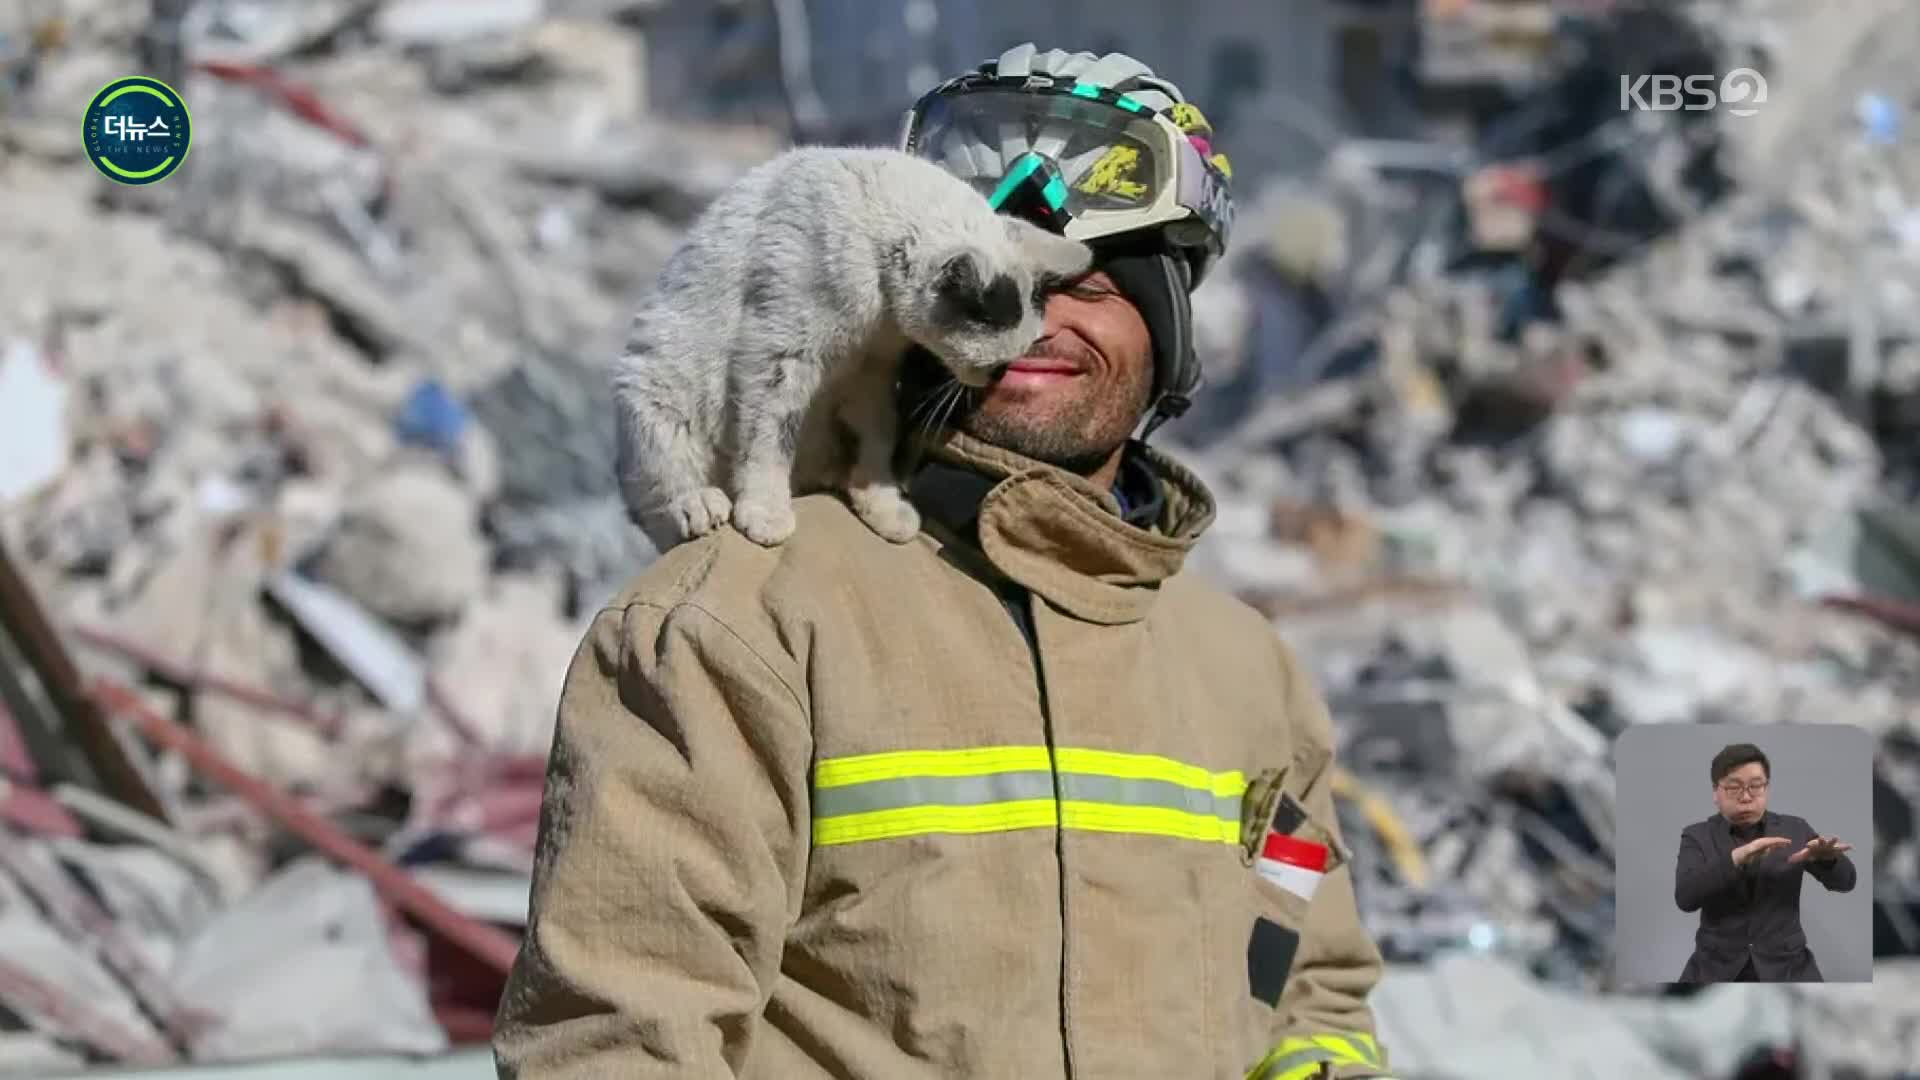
[495,43,1399,1080]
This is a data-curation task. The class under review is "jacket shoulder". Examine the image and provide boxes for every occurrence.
[605,492,920,640]
[1160,573,1277,644]
[1159,574,1315,678]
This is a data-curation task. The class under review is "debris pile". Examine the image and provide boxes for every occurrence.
[0,0,1917,1077]
[1,0,773,1070]
[1168,0,1920,1073]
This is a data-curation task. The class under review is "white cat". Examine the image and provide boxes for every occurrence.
[611,146,1091,550]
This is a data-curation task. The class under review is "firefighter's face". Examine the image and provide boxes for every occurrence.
[1713,762,1769,824]
[956,270,1153,476]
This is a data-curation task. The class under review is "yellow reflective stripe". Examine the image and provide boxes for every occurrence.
[1249,1034,1383,1080]
[1059,801,1242,844]
[812,746,1247,846]
[813,799,1058,846]
[1054,747,1247,796]
[817,746,1247,793]
[1249,1043,1337,1080]
[814,746,1053,787]
[1313,1034,1375,1066]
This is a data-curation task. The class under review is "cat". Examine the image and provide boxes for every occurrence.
[611,146,1091,551]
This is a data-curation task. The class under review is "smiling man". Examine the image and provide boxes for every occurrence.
[495,44,1398,1080]
[1673,743,1857,983]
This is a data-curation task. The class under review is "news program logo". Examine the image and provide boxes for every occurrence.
[82,76,192,185]
[1619,68,1768,118]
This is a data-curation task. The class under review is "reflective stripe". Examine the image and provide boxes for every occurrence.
[812,771,1056,817]
[814,746,1053,786]
[811,746,1246,847]
[814,800,1059,845]
[1311,1033,1378,1067]
[1250,1046,1337,1080]
[1248,1034,1385,1080]
[1059,800,1241,844]
[1273,1063,1326,1080]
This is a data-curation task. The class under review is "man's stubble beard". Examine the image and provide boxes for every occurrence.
[952,337,1152,477]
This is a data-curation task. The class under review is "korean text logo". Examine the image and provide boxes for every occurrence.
[83,76,192,185]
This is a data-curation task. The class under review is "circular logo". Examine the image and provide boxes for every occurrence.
[82,76,192,185]
[1720,68,1768,118]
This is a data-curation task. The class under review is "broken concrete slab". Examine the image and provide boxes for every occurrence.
[373,0,545,45]
[0,340,68,507]
[167,857,449,1061]
[308,461,490,628]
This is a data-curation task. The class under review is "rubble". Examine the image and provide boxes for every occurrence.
[2,0,1918,1076]
[0,341,67,504]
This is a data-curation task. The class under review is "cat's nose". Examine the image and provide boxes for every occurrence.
[936,254,1023,329]
[971,273,1022,329]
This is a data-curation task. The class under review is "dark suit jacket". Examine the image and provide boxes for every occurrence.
[1673,810,1857,983]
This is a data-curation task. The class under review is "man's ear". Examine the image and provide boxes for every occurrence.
[1004,216,1092,279]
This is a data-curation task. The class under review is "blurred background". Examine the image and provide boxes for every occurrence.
[1,0,1917,1076]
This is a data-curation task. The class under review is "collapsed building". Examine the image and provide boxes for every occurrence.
[1,0,1917,1076]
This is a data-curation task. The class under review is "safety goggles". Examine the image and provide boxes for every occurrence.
[899,79,1233,261]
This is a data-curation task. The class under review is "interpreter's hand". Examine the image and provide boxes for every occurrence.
[1788,836,1853,864]
[1731,836,1791,867]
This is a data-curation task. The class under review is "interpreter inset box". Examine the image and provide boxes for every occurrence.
[1613,723,1873,985]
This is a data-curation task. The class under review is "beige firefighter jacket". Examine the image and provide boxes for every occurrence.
[494,431,1398,1080]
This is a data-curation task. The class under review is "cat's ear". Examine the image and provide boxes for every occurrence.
[1003,216,1093,279]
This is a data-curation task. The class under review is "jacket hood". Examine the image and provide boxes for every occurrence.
[906,429,1217,625]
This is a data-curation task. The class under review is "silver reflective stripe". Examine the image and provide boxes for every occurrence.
[1058,773,1239,819]
[811,771,1055,818]
[812,770,1240,822]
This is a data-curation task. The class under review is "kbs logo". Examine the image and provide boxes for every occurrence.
[1619,68,1768,117]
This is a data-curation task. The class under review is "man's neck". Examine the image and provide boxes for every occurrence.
[1086,444,1127,492]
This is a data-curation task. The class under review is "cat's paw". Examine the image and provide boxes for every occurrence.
[668,487,733,540]
[731,496,797,546]
[849,486,921,543]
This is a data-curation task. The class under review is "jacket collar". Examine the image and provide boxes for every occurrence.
[906,430,1216,625]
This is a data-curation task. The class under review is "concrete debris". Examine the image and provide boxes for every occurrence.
[1788,960,1920,1076]
[373,0,546,46]
[265,570,427,717]
[2,0,1918,1076]
[422,573,580,760]
[308,462,491,628]
[167,857,448,1060]
[0,340,67,506]
[1373,952,1796,1079]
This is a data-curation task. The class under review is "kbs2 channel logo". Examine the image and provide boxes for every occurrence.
[1619,68,1768,118]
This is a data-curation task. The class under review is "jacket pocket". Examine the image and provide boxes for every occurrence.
[1245,844,1316,1006]
[1237,762,1340,1015]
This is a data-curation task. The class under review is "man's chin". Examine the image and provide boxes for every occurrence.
[957,412,1115,477]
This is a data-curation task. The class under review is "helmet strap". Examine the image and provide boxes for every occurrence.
[1140,390,1190,443]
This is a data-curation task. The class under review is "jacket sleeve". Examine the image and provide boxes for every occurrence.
[1674,827,1743,913]
[1259,641,1399,1080]
[493,600,812,1079]
[1801,822,1859,893]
